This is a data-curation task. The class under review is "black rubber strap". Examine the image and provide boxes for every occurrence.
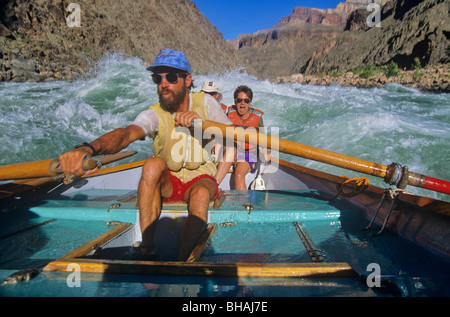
[74,142,97,156]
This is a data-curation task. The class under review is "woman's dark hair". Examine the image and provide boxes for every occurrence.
[234,85,253,101]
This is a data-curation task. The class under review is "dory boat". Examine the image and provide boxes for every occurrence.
[0,121,449,297]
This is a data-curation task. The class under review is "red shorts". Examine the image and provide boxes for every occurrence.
[164,171,219,202]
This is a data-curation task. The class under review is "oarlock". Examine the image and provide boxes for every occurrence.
[385,162,409,190]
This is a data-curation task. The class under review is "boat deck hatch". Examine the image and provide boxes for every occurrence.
[42,188,450,284]
[43,219,356,278]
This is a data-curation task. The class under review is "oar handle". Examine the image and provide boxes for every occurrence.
[57,157,102,184]
[49,151,137,179]
[48,157,101,175]
[0,151,137,181]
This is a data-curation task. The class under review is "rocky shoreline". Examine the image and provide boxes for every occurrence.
[275,63,450,93]
[1,36,449,94]
[0,0,243,84]
[0,37,84,83]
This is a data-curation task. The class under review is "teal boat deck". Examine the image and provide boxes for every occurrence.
[1,188,450,297]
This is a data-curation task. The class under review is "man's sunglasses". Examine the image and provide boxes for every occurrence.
[152,72,186,85]
[236,98,251,104]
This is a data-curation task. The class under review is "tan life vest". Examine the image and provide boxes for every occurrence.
[149,92,216,182]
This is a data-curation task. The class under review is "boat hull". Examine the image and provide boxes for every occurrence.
[1,158,449,297]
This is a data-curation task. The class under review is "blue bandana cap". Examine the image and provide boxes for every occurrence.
[147,49,191,74]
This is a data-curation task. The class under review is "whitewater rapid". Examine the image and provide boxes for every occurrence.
[0,54,449,201]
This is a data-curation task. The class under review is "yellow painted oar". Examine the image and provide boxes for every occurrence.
[202,120,450,195]
[0,151,137,181]
[0,158,61,181]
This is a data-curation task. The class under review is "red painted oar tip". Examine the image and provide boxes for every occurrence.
[422,176,450,195]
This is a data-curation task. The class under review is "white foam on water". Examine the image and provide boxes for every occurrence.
[1,55,449,200]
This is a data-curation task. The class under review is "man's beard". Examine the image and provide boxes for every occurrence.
[159,85,188,113]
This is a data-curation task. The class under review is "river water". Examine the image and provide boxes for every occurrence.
[1,54,449,201]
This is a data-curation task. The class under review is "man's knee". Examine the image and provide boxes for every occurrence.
[188,179,216,202]
[141,157,166,180]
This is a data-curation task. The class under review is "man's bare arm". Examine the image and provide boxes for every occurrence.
[89,125,146,156]
[59,124,146,177]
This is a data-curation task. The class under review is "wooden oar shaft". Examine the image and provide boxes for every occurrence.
[96,151,137,166]
[203,120,388,178]
[0,158,58,181]
[0,151,137,181]
[203,120,450,195]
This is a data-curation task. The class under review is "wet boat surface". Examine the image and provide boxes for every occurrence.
[1,159,449,297]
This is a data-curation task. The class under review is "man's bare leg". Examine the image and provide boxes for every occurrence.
[138,157,173,254]
[178,178,216,261]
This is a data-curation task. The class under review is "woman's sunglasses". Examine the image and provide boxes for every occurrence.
[152,72,186,85]
[236,98,251,104]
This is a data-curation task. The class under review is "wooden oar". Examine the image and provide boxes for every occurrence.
[0,151,137,181]
[202,120,450,195]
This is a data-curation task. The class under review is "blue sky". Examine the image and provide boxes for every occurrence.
[192,0,342,40]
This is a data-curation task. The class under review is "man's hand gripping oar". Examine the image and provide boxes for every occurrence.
[57,148,102,184]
